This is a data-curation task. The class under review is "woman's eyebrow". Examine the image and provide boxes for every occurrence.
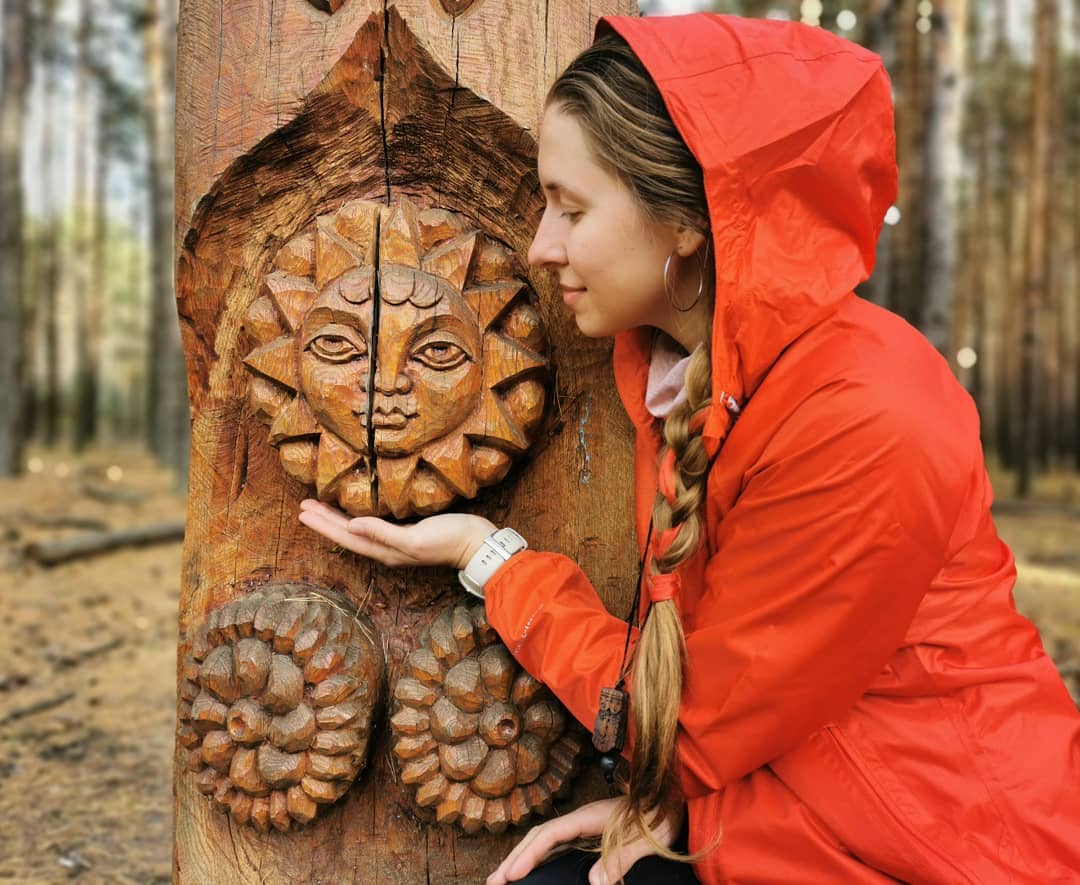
[542,180,587,203]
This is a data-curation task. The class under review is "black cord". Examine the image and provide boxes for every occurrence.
[614,519,654,692]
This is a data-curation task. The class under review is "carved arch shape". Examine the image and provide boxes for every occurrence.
[177,8,551,520]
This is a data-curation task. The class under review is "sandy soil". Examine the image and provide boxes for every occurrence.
[0,449,1077,883]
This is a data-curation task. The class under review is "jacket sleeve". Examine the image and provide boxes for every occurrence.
[486,382,973,799]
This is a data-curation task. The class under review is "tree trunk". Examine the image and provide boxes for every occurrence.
[970,90,997,445]
[1016,0,1057,496]
[142,0,188,478]
[174,2,637,881]
[72,0,97,450]
[990,0,1016,465]
[888,0,927,324]
[856,0,894,308]
[921,0,968,354]
[39,0,62,449]
[1073,4,1080,468]
[0,0,30,475]
[91,50,110,446]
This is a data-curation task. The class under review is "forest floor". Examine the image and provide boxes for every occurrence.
[0,448,1078,884]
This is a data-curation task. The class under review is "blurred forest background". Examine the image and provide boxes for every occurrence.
[0,0,1079,495]
[1,0,1080,881]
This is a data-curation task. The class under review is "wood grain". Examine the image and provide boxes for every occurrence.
[175,2,637,881]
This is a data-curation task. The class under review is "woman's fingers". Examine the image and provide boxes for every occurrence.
[299,505,496,569]
[297,507,390,560]
[487,799,621,884]
[587,839,649,885]
[586,804,685,885]
[486,825,545,884]
[298,498,349,527]
[486,821,570,885]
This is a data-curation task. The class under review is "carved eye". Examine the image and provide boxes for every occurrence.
[306,327,368,364]
[411,336,470,371]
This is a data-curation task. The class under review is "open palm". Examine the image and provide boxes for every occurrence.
[298,498,495,570]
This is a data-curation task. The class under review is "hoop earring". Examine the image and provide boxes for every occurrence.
[663,241,708,313]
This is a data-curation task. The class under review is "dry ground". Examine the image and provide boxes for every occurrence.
[0,449,1077,883]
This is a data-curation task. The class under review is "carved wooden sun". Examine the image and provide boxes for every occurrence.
[241,198,549,519]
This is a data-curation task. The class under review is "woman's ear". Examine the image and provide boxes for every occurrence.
[673,225,708,258]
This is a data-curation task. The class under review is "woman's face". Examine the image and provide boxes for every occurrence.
[528,105,701,343]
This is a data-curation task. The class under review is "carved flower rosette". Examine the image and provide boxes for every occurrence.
[177,584,384,832]
[390,603,587,834]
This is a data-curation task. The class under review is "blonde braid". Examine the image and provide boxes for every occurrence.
[600,339,713,866]
[549,30,716,873]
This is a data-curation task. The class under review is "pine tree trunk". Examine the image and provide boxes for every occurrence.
[921,0,968,354]
[72,0,96,450]
[91,57,109,444]
[888,0,926,324]
[143,0,188,477]
[40,0,62,448]
[0,0,30,475]
[856,0,895,308]
[991,0,1017,465]
[1017,0,1057,496]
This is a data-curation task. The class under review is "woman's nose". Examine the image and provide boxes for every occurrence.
[527,211,565,268]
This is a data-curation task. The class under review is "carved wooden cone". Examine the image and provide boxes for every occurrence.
[175,0,637,880]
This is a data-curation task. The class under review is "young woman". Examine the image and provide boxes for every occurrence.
[300,13,1080,885]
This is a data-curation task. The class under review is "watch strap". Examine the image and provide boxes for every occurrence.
[457,527,528,598]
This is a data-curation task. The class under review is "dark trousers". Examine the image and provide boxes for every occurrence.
[515,841,700,884]
[514,829,699,885]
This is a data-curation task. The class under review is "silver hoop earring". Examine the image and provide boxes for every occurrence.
[663,246,706,313]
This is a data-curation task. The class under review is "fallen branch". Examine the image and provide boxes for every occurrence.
[22,513,110,532]
[992,498,1080,519]
[0,691,75,725]
[1026,552,1080,571]
[47,637,125,669]
[25,520,186,566]
[77,480,149,506]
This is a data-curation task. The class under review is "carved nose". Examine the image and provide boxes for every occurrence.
[374,366,412,395]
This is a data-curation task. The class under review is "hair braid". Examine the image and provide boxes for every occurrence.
[548,33,715,872]
[599,341,713,866]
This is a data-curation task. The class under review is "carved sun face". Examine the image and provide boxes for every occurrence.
[242,198,549,519]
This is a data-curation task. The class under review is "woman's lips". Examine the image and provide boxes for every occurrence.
[560,286,585,306]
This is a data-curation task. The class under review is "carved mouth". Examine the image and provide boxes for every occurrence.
[371,412,411,430]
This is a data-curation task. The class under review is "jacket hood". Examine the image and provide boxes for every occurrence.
[600,14,897,455]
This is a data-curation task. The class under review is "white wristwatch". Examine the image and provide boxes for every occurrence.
[457,527,528,599]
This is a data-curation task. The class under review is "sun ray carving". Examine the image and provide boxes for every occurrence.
[264,272,319,333]
[464,282,523,331]
[241,197,550,519]
[317,431,365,498]
[243,337,299,390]
[269,396,319,446]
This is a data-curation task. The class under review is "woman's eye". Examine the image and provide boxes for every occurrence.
[561,210,582,222]
[411,340,469,370]
[309,334,366,363]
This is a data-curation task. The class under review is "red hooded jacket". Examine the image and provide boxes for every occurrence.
[486,14,1080,883]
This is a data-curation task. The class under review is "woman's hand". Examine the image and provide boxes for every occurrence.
[486,797,684,885]
[298,499,495,569]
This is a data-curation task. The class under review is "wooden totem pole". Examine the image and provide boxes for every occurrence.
[174,1,637,881]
